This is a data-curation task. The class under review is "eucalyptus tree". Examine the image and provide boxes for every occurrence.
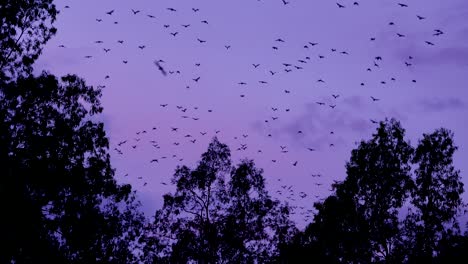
[143,138,296,263]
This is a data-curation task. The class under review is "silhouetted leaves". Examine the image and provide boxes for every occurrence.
[0,73,145,263]
[404,128,464,263]
[0,0,58,81]
[338,119,413,262]
[282,119,467,263]
[143,138,296,263]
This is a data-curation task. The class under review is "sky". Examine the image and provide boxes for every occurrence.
[35,0,468,227]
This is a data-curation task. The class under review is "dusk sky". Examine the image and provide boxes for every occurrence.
[34,0,468,227]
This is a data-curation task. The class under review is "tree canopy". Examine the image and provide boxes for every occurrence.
[404,128,464,263]
[0,3,149,262]
[142,137,297,263]
[0,0,58,81]
[0,73,145,263]
[281,119,467,264]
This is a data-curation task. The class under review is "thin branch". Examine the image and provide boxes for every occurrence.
[188,189,206,210]
[181,208,202,219]
[0,6,33,70]
[206,184,212,224]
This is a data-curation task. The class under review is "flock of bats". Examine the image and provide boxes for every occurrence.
[57,0,444,221]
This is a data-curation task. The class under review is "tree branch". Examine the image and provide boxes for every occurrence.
[1,6,33,70]
[188,189,206,213]
[182,208,202,219]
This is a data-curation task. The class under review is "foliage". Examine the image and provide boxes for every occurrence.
[0,73,145,263]
[142,138,296,263]
[282,119,467,263]
[336,118,413,262]
[404,128,464,262]
[0,0,58,81]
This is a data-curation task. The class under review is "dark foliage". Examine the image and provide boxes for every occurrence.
[280,119,467,264]
[0,0,58,81]
[141,138,297,263]
[404,128,464,263]
[0,73,145,263]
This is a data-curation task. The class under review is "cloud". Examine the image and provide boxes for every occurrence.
[424,46,468,67]
[419,97,465,112]
[397,45,468,67]
[254,101,376,151]
[390,1,468,68]
[342,95,368,110]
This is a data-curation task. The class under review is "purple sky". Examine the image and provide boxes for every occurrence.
[35,0,468,227]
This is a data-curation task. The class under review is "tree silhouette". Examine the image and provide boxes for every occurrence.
[0,2,146,262]
[436,224,468,263]
[282,119,468,263]
[335,118,413,262]
[142,137,296,263]
[279,192,372,264]
[282,119,414,263]
[403,128,464,263]
[223,159,297,263]
[0,73,145,263]
[0,0,58,81]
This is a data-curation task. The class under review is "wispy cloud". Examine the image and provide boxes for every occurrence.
[419,97,465,112]
[253,101,376,151]
[394,44,468,67]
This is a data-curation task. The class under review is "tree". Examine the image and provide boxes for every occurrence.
[279,180,372,264]
[222,159,297,263]
[308,195,371,263]
[288,119,413,263]
[338,118,414,262]
[435,222,468,263]
[281,120,467,263]
[0,72,145,263]
[404,128,464,263]
[143,138,295,263]
[0,0,58,81]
